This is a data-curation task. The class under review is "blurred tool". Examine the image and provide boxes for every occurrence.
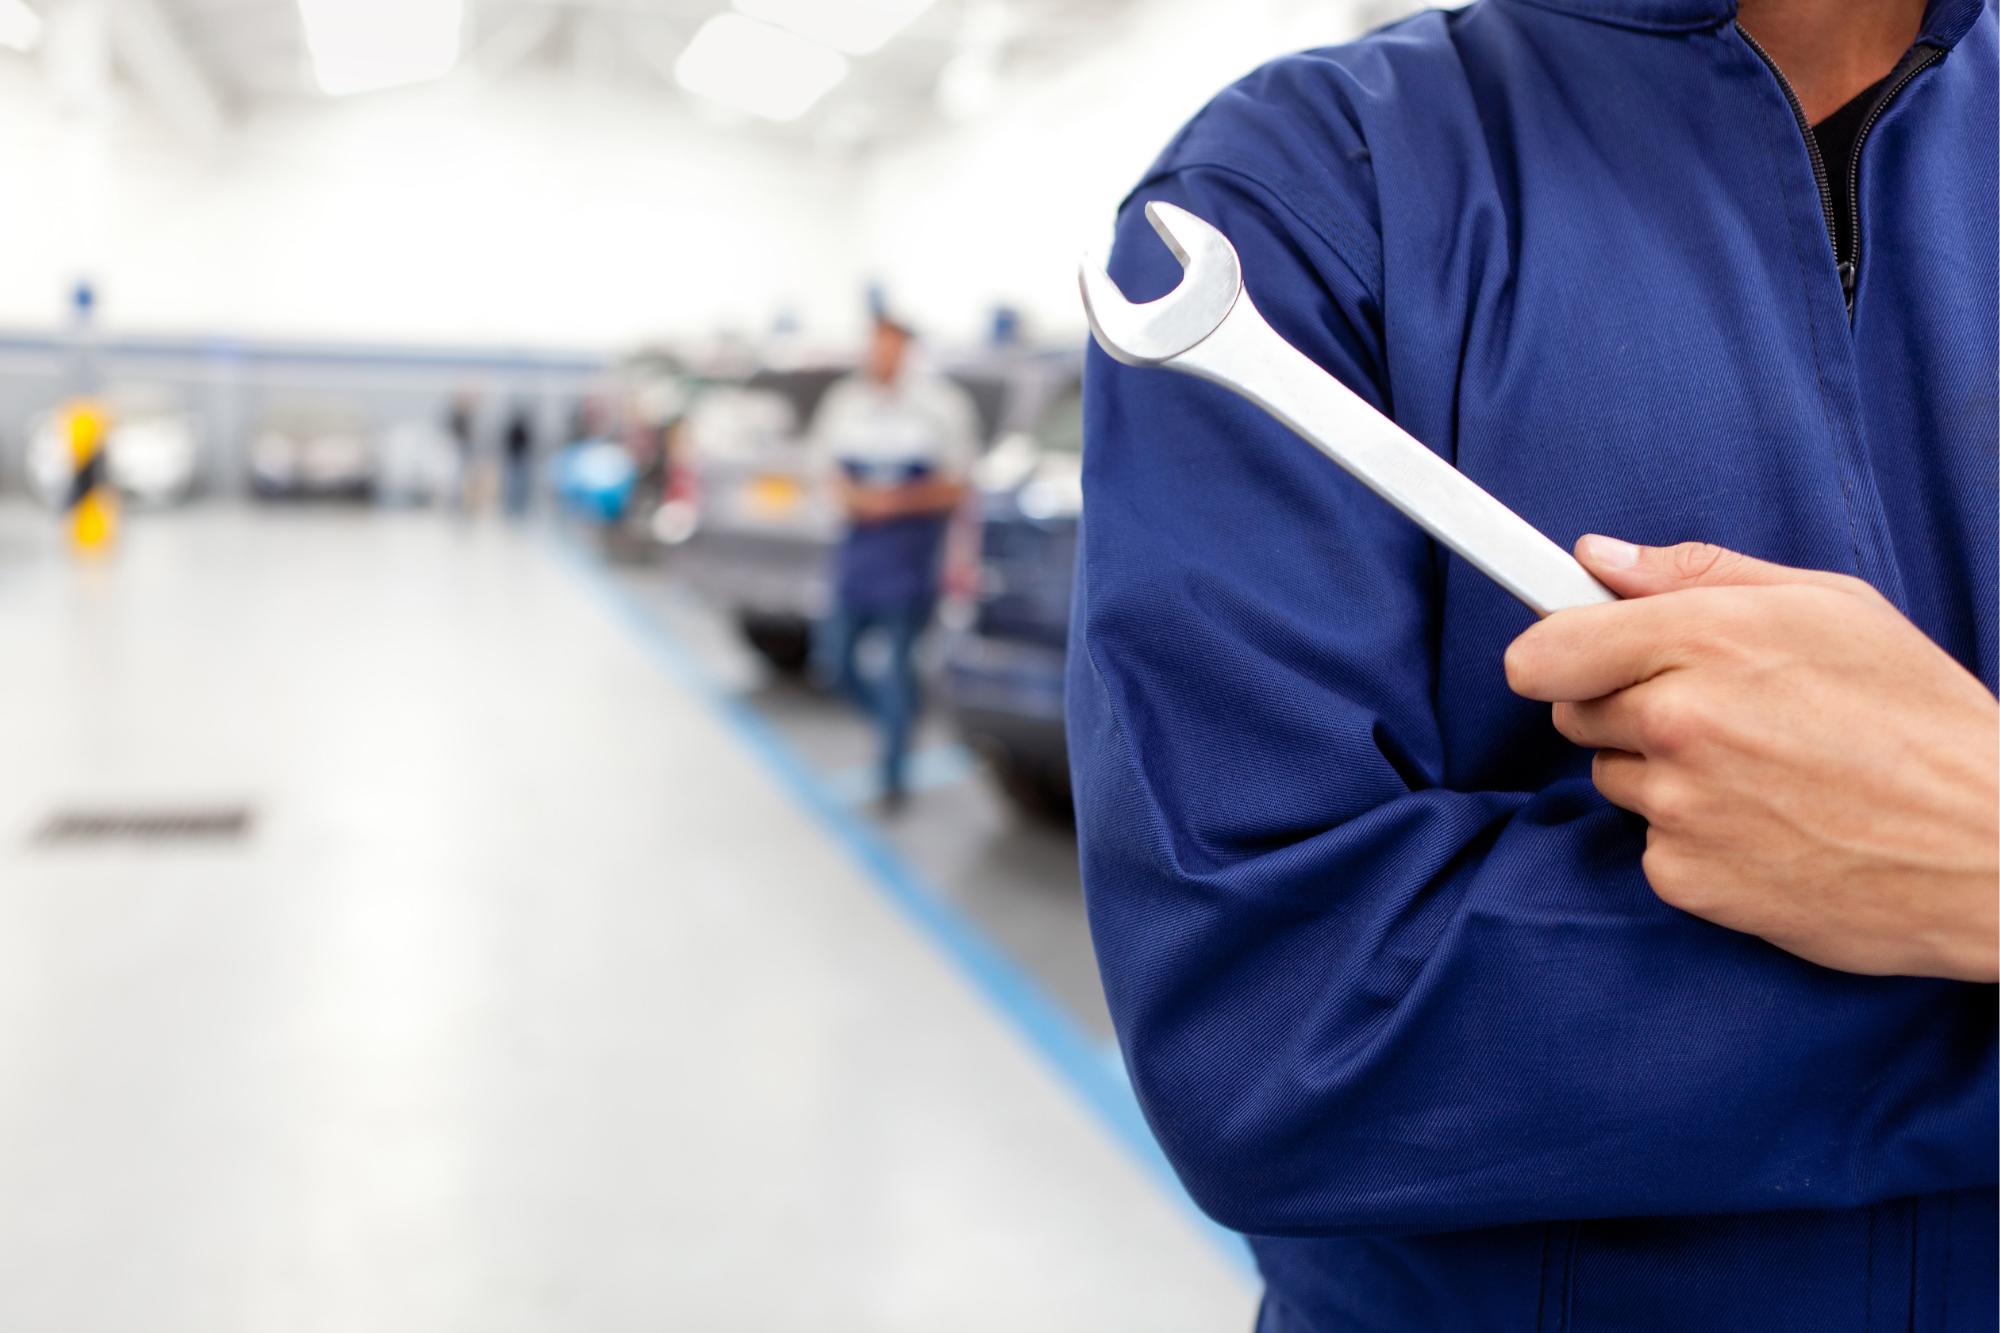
[1080,202,1614,616]
[62,398,117,552]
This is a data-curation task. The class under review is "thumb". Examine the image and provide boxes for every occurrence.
[1573,535,1852,598]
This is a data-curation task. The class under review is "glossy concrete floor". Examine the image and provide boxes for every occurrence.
[0,503,1255,1332]
[600,556,1119,1041]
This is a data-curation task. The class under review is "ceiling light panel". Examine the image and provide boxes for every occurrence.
[732,0,936,57]
[298,0,465,97]
[0,0,43,54]
[675,14,849,123]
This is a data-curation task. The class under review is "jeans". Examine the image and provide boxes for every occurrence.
[503,456,532,516]
[816,604,929,799]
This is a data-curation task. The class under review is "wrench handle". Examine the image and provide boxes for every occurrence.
[1170,293,1616,616]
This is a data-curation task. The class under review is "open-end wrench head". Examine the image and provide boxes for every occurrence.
[1079,201,1244,367]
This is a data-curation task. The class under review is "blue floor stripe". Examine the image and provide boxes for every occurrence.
[554,538,1256,1281]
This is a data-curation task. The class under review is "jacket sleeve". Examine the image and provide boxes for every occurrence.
[1068,161,1998,1237]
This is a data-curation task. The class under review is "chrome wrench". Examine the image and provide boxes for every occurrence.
[1079,201,1614,615]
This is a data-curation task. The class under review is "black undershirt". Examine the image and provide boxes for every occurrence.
[1812,75,1891,263]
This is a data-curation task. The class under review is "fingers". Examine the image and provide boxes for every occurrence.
[1509,537,1878,702]
[1552,697,1633,751]
[1590,748,1649,816]
[1553,677,1707,758]
[1573,535,1861,599]
[1505,594,1691,701]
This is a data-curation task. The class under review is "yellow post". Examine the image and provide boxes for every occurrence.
[64,400,117,553]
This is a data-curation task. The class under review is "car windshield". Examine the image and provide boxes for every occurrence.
[945,372,1011,447]
[743,368,847,435]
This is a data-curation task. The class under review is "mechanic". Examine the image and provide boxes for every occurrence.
[1068,0,1996,1328]
[812,313,980,812]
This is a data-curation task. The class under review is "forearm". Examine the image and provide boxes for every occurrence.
[839,478,964,523]
[1511,538,2000,981]
[1077,160,1999,1236]
[882,478,964,517]
[1075,649,2000,1234]
[832,477,867,517]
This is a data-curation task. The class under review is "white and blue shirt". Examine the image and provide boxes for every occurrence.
[811,368,978,614]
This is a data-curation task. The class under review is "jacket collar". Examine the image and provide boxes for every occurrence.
[1497,0,1736,32]
[1916,0,1983,50]
[1501,0,1985,45]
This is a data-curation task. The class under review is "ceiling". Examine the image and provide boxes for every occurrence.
[149,0,1138,145]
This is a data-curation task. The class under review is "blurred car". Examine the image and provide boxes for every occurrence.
[23,390,203,509]
[249,404,376,500]
[942,376,1082,821]
[374,419,459,505]
[671,363,853,672]
[674,359,1017,673]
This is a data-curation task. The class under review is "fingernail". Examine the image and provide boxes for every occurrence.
[1579,534,1640,569]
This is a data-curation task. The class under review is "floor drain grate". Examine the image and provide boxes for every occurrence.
[33,806,254,846]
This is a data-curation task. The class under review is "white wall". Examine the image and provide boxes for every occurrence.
[852,0,1405,344]
[0,0,1403,352]
[0,61,863,349]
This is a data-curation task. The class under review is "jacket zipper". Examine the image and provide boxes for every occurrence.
[1737,26,1837,269]
[1737,26,1943,318]
[1838,46,1944,313]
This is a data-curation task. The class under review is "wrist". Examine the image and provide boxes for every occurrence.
[1934,834,2000,980]
[1925,695,1999,981]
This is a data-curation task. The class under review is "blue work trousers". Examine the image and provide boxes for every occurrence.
[816,604,929,799]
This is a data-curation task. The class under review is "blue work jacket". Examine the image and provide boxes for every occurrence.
[1067,0,1997,1328]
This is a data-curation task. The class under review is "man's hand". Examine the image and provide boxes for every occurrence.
[1506,535,2000,981]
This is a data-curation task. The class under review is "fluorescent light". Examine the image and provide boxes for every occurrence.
[674,14,848,123]
[298,0,464,97]
[732,0,935,57]
[0,0,44,54]
[937,51,998,120]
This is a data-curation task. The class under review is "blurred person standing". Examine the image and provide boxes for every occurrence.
[446,392,479,513]
[502,403,536,517]
[812,315,979,812]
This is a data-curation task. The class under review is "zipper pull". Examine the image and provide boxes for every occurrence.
[1838,260,1858,312]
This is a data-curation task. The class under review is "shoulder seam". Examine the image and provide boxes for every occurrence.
[1123,157,1384,308]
